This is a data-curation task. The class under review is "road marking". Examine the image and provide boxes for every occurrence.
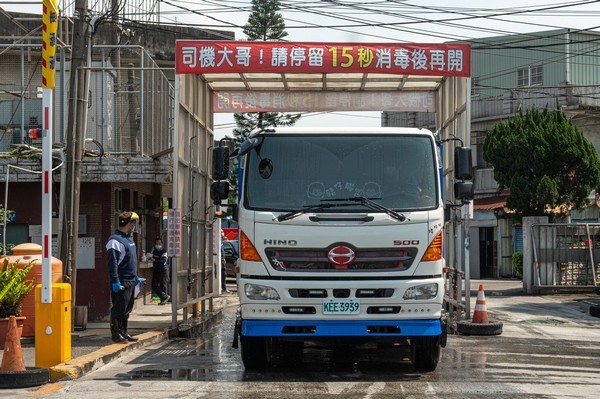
[365,382,386,399]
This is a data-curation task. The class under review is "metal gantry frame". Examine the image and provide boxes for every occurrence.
[171,42,472,329]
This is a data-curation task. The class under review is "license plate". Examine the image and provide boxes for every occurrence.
[323,299,360,315]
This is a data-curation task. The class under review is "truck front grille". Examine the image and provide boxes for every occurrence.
[265,247,418,272]
[288,288,395,298]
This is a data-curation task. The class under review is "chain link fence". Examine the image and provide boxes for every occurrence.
[0,44,173,157]
[0,45,56,151]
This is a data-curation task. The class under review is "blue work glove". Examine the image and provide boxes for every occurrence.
[111,281,123,293]
[136,277,144,286]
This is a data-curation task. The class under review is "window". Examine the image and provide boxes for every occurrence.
[531,65,543,85]
[115,189,123,211]
[244,134,438,211]
[517,65,543,87]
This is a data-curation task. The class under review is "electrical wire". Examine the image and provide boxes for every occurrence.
[162,0,600,43]
[5,1,600,125]
[158,0,600,98]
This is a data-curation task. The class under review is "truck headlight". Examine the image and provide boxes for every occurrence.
[244,283,280,300]
[403,283,438,300]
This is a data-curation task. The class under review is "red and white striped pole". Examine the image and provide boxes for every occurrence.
[41,0,58,303]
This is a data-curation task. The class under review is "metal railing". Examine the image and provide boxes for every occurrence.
[61,0,160,24]
[0,44,173,158]
[531,223,600,290]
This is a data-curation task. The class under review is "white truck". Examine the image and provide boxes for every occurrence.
[211,127,473,371]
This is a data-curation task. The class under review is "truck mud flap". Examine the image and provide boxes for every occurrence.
[440,319,448,347]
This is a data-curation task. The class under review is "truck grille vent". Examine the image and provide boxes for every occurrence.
[366,306,401,314]
[288,289,327,298]
[356,288,394,298]
[366,325,401,334]
[332,289,350,298]
[281,325,316,334]
[288,288,395,298]
[265,247,417,272]
[282,306,317,315]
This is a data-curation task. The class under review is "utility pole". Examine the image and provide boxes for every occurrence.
[111,0,122,152]
[61,0,89,305]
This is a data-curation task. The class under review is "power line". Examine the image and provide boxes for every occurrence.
[163,0,600,43]
[111,1,600,92]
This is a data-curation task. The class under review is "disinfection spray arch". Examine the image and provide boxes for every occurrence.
[170,40,473,331]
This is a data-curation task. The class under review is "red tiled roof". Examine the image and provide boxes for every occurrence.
[473,196,507,210]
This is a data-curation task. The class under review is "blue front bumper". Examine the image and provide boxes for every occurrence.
[241,319,442,337]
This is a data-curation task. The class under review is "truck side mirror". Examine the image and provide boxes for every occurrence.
[210,181,230,205]
[212,146,230,181]
[454,181,474,203]
[231,204,239,221]
[454,147,472,180]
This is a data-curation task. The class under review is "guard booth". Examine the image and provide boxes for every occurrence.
[171,41,473,329]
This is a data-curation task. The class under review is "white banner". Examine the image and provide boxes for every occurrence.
[213,91,435,113]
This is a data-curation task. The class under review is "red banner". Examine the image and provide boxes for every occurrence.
[176,41,471,77]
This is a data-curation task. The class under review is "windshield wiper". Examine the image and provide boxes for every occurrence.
[275,203,356,222]
[321,196,407,222]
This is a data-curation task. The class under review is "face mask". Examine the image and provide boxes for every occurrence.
[155,245,163,250]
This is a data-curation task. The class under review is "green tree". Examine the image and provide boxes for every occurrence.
[223,0,300,209]
[243,0,288,41]
[232,0,300,141]
[483,106,600,216]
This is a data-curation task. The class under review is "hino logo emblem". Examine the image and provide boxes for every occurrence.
[328,245,356,266]
[264,239,297,246]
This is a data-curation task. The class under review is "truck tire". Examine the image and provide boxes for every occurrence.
[279,340,304,364]
[410,336,441,372]
[590,305,600,318]
[456,320,503,335]
[241,336,268,370]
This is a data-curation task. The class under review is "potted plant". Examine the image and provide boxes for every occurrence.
[0,257,34,348]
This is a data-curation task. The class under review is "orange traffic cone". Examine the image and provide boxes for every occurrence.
[1,316,26,371]
[471,284,489,324]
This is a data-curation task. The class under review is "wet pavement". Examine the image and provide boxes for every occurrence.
[2,279,599,398]
[23,280,600,399]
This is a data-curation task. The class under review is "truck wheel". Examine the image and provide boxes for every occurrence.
[241,336,268,370]
[410,336,441,372]
[590,305,600,318]
[282,341,304,363]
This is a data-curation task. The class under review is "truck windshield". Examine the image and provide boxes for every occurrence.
[244,134,438,212]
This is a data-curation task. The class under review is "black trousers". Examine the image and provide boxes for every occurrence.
[110,280,136,319]
[152,267,169,300]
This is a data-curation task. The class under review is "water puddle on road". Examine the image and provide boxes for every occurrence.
[520,318,567,325]
[127,368,215,381]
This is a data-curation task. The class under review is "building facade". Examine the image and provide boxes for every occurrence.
[384,29,600,280]
[0,8,234,321]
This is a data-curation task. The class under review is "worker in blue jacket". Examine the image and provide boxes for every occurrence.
[105,211,142,343]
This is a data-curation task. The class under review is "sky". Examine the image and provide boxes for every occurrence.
[2,0,600,139]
